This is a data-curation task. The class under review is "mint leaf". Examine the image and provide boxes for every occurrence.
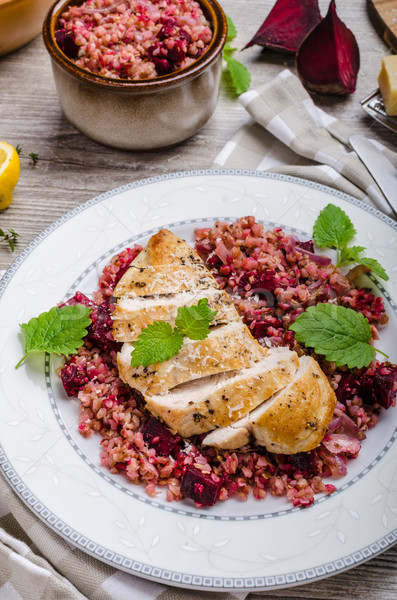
[357,257,389,281]
[223,15,251,96]
[224,55,251,95]
[130,298,217,367]
[226,15,237,42]
[130,321,184,368]
[175,298,217,340]
[313,204,356,251]
[339,245,389,280]
[17,304,92,368]
[339,245,366,265]
[289,303,386,368]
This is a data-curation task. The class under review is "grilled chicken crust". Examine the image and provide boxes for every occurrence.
[202,355,337,454]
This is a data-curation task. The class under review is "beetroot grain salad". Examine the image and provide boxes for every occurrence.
[55,0,213,79]
[57,216,397,509]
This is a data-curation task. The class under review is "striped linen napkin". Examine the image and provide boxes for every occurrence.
[214,69,397,218]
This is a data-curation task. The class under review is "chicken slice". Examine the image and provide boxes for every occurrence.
[112,289,238,342]
[144,348,299,437]
[117,321,267,396]
[202,355,337,454]
[113,229,217,298]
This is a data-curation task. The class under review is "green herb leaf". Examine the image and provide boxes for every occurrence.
[226,15,237,42]
[357,257,389,281]
[16,304,92,368]
[175,298,218,340]
[339,245,366,265]
[313,204,356,250]
[339,245,389,280]
[15,144,39,166]
[223,15,251,95]
[130,321,184,368]
[289,303,387,369]
[224,55,251,95]
[0,228,20,252]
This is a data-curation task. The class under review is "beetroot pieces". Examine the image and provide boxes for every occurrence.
[244,0,321,53]
[142,417,182,456]
[360,364,397,410]
[61,363,89,397]
[296,0,360,95]
[55,29,79,60]
[181,464,222,506]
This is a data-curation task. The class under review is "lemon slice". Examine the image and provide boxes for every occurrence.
[0,142,21,210]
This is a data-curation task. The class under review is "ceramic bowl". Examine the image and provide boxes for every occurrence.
[43,0,228,150]
[0,0,55,57]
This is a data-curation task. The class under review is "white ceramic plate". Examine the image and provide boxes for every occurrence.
[1,171,397,593]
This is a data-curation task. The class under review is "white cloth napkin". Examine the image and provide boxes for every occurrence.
[214,69,397,218]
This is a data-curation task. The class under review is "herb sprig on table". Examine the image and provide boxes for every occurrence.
[0,228,20,251]
[223,16,251,96]
[130,298,217,367]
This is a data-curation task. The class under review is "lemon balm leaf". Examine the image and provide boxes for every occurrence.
[175,298,218,340]
[339,245,389,280]
[223,15,251,95]
[16,305,92,368]
[289,303,383,369]
[226,15,237,42]
[313,204,356,250]
[224,55,251,96]
[130,321,184,368]
[130,298,217,367]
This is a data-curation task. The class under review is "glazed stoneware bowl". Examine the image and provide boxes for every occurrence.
[0,0,55,57]
[43,0,228,150]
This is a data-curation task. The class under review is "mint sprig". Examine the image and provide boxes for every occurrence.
[223,16,251,96]
[313,204,388,280]
[130,298,217,368]
[290,304,388,369]
[16,304,92,368]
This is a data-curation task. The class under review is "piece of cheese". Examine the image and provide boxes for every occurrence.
[378,55,397,116]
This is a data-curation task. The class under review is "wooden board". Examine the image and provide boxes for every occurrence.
[368,0,397,52]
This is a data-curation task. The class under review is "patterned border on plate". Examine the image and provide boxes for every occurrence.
[1,171,397,591]
[0,443,396,591]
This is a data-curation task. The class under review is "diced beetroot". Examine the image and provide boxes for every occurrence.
[250,315,283,339]
[60,291,95,309]
[88,303,120,352]
[55,29,79,60]
[287,451,319,477]
[238,269,276,294]
[142,417,182,456]
[336,373,359,403]
[296,239,314,253]
[181,464,222,506]
[360,364,397,409]
[61,363,89,397]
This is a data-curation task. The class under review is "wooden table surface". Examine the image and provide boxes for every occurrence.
[0,0,396,598]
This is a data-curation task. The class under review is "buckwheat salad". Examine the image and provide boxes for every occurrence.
[55,0,213,79]
[50,214,397,509]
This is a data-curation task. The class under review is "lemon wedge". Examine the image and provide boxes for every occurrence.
[0,142,21,210]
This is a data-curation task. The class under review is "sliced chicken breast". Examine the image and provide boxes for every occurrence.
[144,348,299,437]
[113,229,217,298]
[117,321,267,396]
[113,288,238,342]
[202,355,337,454]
